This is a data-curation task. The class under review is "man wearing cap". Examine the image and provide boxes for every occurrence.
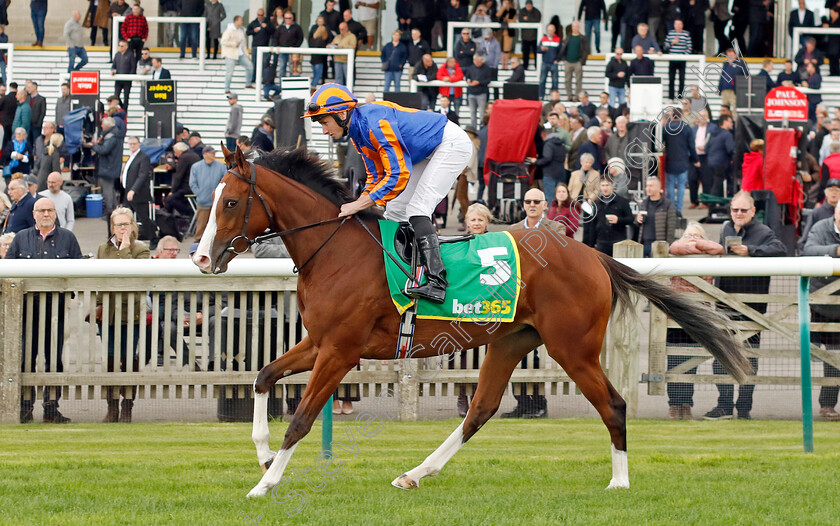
[303,83,472,303]
[225,93,242,152]
[251,116,275,152]
[189,145,226,241]
[188,131,205,158]
[122,136,156,245]
[24,174,39,197]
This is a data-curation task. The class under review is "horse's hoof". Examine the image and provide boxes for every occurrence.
[391,474,418,490]
[246,485,269,498]
[606,479,630,490]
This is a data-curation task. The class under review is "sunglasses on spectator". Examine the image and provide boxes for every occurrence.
[34,208,55,214]
[730,208,751,214]
[113,222,132,228]
[523,199,543,204]
[161,247,181,253]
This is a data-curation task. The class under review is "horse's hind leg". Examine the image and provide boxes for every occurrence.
[252,336,317,472]
[541,328,628,489]
[392,328,541,490]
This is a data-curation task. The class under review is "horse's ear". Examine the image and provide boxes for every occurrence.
[221,142,233,167]
[233,144,248,170]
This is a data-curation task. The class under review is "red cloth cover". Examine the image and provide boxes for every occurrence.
[823,153,840,180]
[484,99,543,183]
[763,127,798,204]
[741,151,764,193]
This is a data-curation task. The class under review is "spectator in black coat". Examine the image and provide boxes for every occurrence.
[577,126,604,172]
[454,28,476,70]
[179,0,205,59]
[251,115,275,152]
[164,142,200,217]
[343,9,368,48]
[3,178,35,233]
[757,59,775,91]
[605,47,629,107]
[6,195,81,424]
[662,110,699,213]
[788,0,815,48]
[271,11,304,78]
[707,114,736,196]
[413,54,438,110]
[320,0,342,35]
[592,178,633,255]
[247,9,274,83]
[111,40,137,110]
[121,136,156,243]
[507,56,525,82]
[536,127,568,199]
[407,27,431,67]
[704,190,786,420]
[629,44,654,77]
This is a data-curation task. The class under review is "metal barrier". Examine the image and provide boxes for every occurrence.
[253,47,355,103]
[112,16,206,72]
[445,21,542,72]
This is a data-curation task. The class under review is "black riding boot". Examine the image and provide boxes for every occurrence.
[405,216,448,304]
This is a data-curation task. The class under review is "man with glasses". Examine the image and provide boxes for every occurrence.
[502,188,564,418]
[271,11,304,79]
[704,191,786,420]
[5,196,82,423]
[303,83,472,304]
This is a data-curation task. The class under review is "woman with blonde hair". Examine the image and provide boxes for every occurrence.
[96,207,150,423]
[308,16,331,89]
[36,133,63,191]
[453,202,495,416]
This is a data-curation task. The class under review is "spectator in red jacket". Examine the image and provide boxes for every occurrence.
[436,57,464,114]
[121,5,148,62]
[741,139,765,193]
[821,142,840,182]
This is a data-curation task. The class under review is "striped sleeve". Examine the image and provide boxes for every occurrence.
[363,119,413,206]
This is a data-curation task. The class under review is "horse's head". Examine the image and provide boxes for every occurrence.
[191,145,273,274]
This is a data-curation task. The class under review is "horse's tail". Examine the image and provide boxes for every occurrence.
[596,252,753,383]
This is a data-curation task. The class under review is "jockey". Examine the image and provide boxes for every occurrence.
[302,83,472,304]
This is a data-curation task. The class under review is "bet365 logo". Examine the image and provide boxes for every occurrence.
[452,298,511,316]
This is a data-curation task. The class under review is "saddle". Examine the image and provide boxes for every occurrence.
[393,222,474,266]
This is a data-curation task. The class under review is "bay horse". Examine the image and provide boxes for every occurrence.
[192,146,753,498]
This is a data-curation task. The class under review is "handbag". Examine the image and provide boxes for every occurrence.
[83,10,92,28]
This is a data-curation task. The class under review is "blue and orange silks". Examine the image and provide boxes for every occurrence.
[348,101,448,206]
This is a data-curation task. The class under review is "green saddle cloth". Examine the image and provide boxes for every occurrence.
[379,220,521,323]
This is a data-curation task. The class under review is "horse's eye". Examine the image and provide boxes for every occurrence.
[225,200,237,208]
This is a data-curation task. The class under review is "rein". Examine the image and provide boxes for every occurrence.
[223,162,350,274]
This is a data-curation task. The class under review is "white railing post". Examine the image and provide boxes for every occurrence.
[255,47,355,103]
[1,44,14,84]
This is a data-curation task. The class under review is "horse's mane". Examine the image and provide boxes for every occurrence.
[254,147,382,221]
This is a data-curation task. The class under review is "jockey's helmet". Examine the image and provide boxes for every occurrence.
[301,84,358,119]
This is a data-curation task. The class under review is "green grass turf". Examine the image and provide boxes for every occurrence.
[0,419,839,525]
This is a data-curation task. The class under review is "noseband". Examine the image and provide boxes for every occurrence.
[222,160,349,273]
[224,162,279,256]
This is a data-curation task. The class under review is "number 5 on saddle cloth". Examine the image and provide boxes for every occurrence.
[380,220,523,359]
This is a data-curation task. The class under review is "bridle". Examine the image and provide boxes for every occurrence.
[222,160,349,273]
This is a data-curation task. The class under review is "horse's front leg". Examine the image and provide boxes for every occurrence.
[247,346,358,498]
[252,336,317,472]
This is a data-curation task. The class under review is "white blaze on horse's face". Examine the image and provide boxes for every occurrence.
[192,182,226,273]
